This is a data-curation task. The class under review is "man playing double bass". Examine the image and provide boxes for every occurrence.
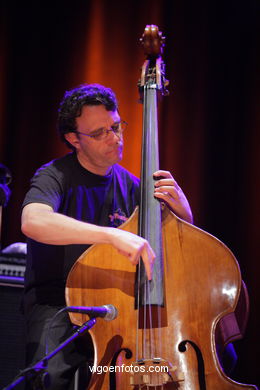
[21,83,193,389]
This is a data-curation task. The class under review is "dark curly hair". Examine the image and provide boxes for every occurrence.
[57,83,118,149]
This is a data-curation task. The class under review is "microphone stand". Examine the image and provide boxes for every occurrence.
[2,317,97,390]
[0,163,12,249]
[0,205,2,248]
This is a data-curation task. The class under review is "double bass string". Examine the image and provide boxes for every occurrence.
[137,53,165,384]
[147,281,154,358]
[138,82,164,363]
[135,258,141,361]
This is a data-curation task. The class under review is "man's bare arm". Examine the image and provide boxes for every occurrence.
[21,203,155,279]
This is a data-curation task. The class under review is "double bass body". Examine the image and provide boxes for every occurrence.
[66,206,256,390]
[65,25,257,390]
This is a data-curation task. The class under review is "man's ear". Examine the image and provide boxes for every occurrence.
[64,132,80,150]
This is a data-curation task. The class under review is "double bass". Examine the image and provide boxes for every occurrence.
[66,25,258,390]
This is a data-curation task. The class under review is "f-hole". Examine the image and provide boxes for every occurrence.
[178,340,206,390]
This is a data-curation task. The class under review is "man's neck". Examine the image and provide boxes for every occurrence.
[76,153,112,176]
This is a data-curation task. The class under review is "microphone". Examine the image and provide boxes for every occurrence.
[65,304,118,321]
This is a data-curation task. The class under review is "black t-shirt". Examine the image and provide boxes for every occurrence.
[22,152,140,310]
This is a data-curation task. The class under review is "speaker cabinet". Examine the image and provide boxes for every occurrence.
[0,278,25,389]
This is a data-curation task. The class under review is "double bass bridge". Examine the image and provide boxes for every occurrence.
[129,357,184,387]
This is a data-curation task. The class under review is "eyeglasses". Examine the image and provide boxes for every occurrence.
[74,120,128,141]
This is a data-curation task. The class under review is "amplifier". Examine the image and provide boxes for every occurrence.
[0,280,26,389]
[0,251,26,281]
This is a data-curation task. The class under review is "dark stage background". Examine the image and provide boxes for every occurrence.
[0,0,259,387]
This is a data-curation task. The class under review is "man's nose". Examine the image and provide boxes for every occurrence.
[107,129,121,142]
